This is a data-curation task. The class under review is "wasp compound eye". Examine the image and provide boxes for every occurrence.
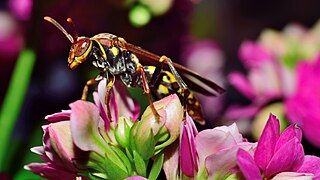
[74,38,91,57]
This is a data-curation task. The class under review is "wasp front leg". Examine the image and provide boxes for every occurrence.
[104,76,115,121]
[81,74,105,100]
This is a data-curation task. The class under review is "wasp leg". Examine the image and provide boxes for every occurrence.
[105,76,115,121]
[81,78,98,100]
[136,64,161,121]
[81,75,104,100]
[150,56,190,112]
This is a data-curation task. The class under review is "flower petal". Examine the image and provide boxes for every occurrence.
[93,78,110,130]
[124,176,148,180]
[237,148,262,180]
[238,41,273,69]
[163,141,179,180]
[180,114,198,177]
[272,172,313,180]
[224,104,261,120]
[196,123,242,168]
[45,110,71,123]
[265,137,304,178]
[112,81,140,122]
[274,124,302,153]
[24,162,78,179]
[47,121,78,171]
[297,155,320,179]
[228,72,256,99]
[254,114,280,171]
[70,100,107,155]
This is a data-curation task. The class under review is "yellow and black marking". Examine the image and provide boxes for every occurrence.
[144,66,205,124]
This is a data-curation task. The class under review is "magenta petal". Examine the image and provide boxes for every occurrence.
[180,124,194,177]
[297,155,320,179]
[274,124,302,153]
[45,110,71,123]
[237,149,262,180]
[24,162,78,179]
[254,114,280,171]
[272,172,314,179]
[238,41,272,69]
[70,100,106,154]
[228,72,256,99]
[93,78,110,130]
[180,114,198,177]
[224,104,260,120]
[124,176,148,180]
[264,137,304,178]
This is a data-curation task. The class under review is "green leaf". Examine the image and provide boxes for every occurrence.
[104,152,129,180]
[110,145,132,175]
[133,150,147,177]
[129,122,139,152]
[0,49,36,171]
[148,153,164,180]
[125,147,134,163]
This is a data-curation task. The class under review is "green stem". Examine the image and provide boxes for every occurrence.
[0,49,36,171]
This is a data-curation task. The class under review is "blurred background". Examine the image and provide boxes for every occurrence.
[1,0,320,179]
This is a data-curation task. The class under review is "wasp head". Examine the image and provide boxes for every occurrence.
[44,16,92,70]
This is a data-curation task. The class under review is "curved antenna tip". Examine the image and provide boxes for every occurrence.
[67,18,73,23]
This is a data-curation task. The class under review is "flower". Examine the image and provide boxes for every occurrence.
[165,113,256,179]
[131,93,184,160]
[24,114,88,179]
[226,19,320,140]
[195,122,256,179]
[226,41,293,121]
[26,78,184,179]
[237,114,320,179]
[285,55,320,148]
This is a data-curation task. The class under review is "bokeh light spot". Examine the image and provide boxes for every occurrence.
[129,5,151,27]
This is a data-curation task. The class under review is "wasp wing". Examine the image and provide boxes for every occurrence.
[124,42,225,96]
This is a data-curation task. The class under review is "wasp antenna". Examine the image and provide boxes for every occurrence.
[44,16,74,43]
[66,17,78,43]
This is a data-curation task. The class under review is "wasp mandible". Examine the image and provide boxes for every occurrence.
[44,16,225,124]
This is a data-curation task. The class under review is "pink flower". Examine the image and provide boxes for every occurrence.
[26,79,184,179]
[25,78,140,178]
[196,123,256,179]
[226,41,295,120]
[24,114,88,179]
[8,0,33,20]
[237,114,320,179]
[173,114,255,179]
[285,55,320,148]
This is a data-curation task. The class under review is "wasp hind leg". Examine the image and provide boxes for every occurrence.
[136,64,161,121]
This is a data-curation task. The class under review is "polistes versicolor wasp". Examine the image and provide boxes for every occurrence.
[44,16,225,124]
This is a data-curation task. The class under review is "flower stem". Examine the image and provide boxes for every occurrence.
[0,49,36,171]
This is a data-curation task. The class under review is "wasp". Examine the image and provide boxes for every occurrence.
[44,16,225,124]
